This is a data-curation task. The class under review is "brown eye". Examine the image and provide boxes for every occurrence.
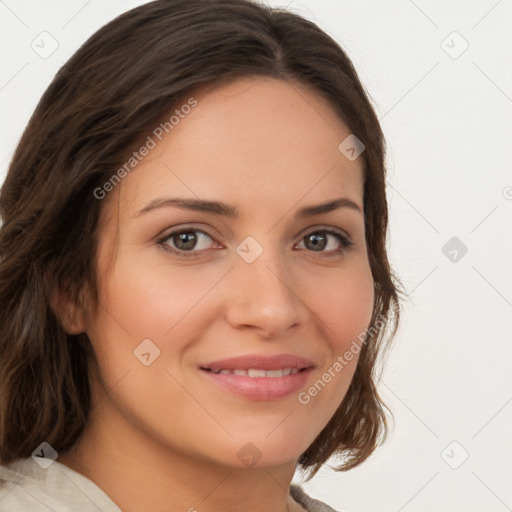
[297,229,354,254]
[159,229,218,256]
[171,231,199,251]
[304,232,328,251]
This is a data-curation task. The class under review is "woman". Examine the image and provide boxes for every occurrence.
[0,1,403,510]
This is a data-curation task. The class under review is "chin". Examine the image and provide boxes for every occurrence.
[204,431,313,470]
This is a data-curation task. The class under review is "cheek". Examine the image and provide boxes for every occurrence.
[293,261,374,421]
[95,257,221,341]
[84,255,223,396]
[301,259,375,351]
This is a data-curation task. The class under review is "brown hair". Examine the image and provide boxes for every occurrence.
[0,0,404,478]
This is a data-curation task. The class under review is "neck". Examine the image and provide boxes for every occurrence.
[58,396,304,512]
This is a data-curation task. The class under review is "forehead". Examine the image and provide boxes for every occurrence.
[115,76,365,219]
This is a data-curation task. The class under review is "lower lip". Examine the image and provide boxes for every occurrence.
[200,368,313,401]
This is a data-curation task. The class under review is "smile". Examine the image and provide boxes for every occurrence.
[200,367,312,400]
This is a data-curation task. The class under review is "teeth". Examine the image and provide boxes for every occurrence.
[210,367,301,377]
[247,369,267,377]
[266,369,284,377]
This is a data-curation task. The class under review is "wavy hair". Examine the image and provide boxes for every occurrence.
[0,0,404,478]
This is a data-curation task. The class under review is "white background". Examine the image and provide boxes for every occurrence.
[1,1,511,511]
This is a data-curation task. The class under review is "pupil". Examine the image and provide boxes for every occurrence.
[307,233,326,251]
[175,232,197,250]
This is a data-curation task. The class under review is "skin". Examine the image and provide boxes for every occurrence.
[57,76,374,512]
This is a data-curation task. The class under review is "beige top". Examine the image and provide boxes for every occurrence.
[0,457,342,511]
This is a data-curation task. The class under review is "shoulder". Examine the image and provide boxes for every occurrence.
[0,458,66,511]
[290,484,348,512]
[0,456,121,511]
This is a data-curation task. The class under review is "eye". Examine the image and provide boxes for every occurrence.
[158,228,220,257]
[296,228,354,255]
[157,226,354,258]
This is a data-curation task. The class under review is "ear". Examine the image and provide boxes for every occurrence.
[50,283,88,335]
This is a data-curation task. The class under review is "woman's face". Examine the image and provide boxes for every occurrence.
[82,76,374,469]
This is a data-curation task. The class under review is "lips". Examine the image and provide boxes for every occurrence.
[199,354,315,401]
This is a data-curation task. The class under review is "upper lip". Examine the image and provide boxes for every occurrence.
[200,354,315,371]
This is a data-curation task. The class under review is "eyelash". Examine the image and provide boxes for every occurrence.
[157,226,355,258]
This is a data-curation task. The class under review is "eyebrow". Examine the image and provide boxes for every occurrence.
[134,196,363,219]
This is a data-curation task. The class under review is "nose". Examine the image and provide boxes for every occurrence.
[224,245,308,339]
